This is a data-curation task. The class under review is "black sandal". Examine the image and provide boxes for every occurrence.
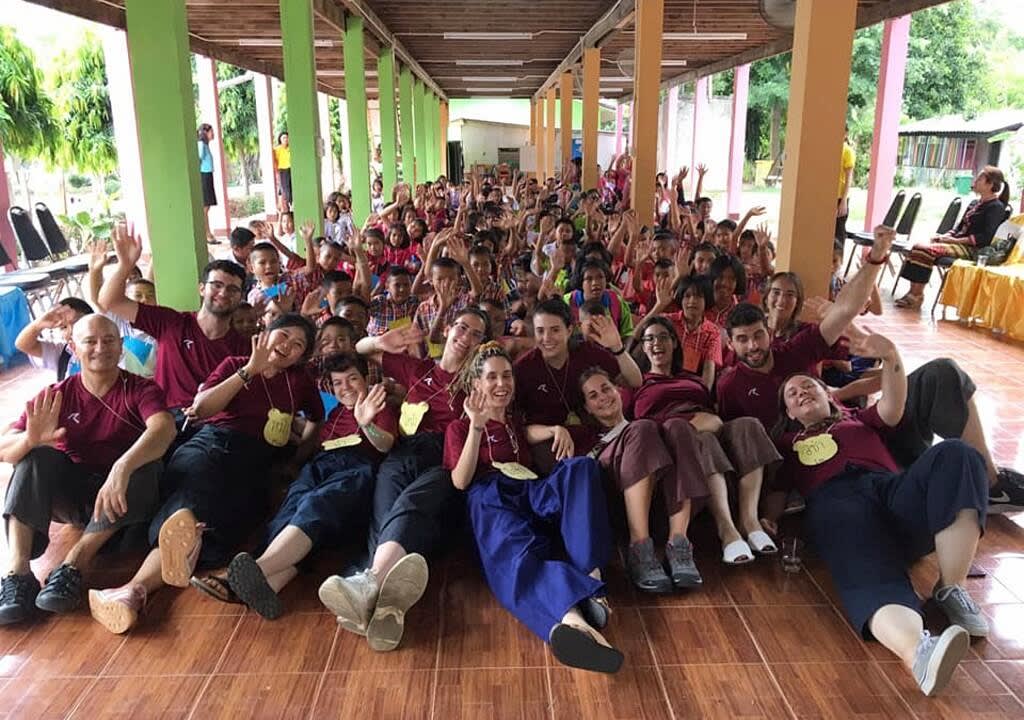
[549,623,624,674]
[190,573,242,605]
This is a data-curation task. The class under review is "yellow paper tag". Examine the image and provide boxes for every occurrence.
[322,434,362,451]
[793,433,839,467]
[565,412,582,427]
[492,461,539,480]
[388,316,412,331]
[427,341,445,360]
[399,400,429,436]
[263,408,293,447]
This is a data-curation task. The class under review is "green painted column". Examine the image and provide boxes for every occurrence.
[422,92,434,181]
[427,93,439,180]
[377,47,399,197]
[413,79,427,184]
[433,94,443,178]
[123,0,204,310]
[280,0,322,239]
[398,67,415,185]
[343,15,372,225]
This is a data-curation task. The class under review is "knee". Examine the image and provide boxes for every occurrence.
[625,419,661,445]
[918,358,968,390]
[932,439,987,489]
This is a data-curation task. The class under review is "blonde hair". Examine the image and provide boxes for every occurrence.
[455,341,512,395]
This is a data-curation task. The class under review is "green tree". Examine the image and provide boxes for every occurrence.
[50,33,117,176]
[747,54,790,163]
[0,26,59,161]
[217,62,259,194]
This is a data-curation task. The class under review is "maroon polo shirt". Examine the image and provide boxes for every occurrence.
[319,402,399,462]
[631,373,712,422]
[380,352,463,434]
[514,341,619,426]
[443,416,533,481]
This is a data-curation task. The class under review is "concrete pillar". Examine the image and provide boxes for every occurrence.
[864,16,911,230]
[0,141,18,269]
[727,64,751,219]
[337,98,352,193]
[614,103,624,156]
[398,66,415,185]
[280,0,323,237]
[318,92,336,196]
[195,55,231,236]
[529,99,538,146]
[777,0,858,300]
[664,85,679,174]
[413,79,427,184]
[536,96,547,180]
[377,47,399,195]
[440,100,449,177]
[424,93,437,181]
[691,76,709,197]
[560,71,574,174]
[630,0,664,219]
[343,14,371,224]
[123,0,205,309]
[582,48,601,189]
[253,73,278,219]
[545,86,556,182]
[100,27,150,245]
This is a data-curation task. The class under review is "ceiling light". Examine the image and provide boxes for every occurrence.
[238,38,282,47]
[313,39,341,48]
[318,71,379,78]
[464,88,516,93]
[461,76,519,82]
[661,60,688,67]
[600,77,633,83]
[455,59,524,67]
[663,32,748,41]
[444,32,533,41]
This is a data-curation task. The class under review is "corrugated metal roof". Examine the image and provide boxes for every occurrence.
[899,109,1024,137]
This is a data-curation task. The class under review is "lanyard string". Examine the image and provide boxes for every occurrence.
[793,418,839,444]
[484,417,520,464]
[404,360,458,410]
[260,369,295,415]
[543,356,573,416]
[90,372,145,433]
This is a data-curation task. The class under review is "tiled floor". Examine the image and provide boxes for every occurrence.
[0,301,1022,719]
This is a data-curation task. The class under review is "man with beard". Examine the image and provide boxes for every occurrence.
[716,227,894,428]
[98,223,251,434]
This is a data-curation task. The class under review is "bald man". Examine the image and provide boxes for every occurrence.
[0,315,176,625]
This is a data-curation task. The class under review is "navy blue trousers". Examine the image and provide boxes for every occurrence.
[805,440,988,638]
[466,457,612,641]
[264,450,374,550]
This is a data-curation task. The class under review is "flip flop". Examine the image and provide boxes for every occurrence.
[747,530,778,555]
[190,574,242,605]
[549,623,624,674]
[227,552,283,620]
[722,539,754,565]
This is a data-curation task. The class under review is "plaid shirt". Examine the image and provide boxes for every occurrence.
[366,295,421,337]
[414,292,474,358]
[666,314,723,374]
[247,271,313,308]
[475,278,511,311]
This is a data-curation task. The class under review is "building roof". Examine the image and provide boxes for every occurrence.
[899,110,1024,138]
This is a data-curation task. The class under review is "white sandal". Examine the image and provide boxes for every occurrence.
[747,530,778,555]
[722,539,754,565]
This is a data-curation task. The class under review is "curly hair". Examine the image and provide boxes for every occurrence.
[455,341,513,395]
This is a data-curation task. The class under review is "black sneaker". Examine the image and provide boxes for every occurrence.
[0,572,41,625]
[626,538,673,594]
[35,563,83,614]
[988,467,1024,514]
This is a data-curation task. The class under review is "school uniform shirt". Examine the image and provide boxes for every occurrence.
[413,293,474,358]
[319,402,399,462]
[630,372,712,423]
[775,405,900,497]
[705,297,739,329]
[202,357,323,442]
[443,416,533,482]
[132,303,250,410]
[381,352,464,434]
[514,341,619,426]
[662,314,723,374]
[246,272,313,309]
[13,371,169,474]
[382,244,422,274]
[716,326,836,429]
[367,295,421,337]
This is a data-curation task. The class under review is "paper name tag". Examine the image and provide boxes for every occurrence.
[322,434,362,451]
[793,433,839,467]
[492,461,539,480]
[399,401,429,436]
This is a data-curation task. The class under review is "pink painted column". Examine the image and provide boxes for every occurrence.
[864,16,910,230]
[254,74,278,221]
[0,140,17,269]
[196,55,231,236]
[614,103,624,155]
[726,64,750,219]
[691,76,709,197]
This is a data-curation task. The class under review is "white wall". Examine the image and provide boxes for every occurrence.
[665,94,735,193]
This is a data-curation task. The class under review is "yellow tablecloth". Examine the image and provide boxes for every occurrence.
[941,259,1024,340]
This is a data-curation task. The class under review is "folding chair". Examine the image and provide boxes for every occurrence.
[932,206,1012,318]
[6,206,68,301]
[886,193,923,296]
[34,202,89,295]
[0,241,60,318]
[843,191,905,280]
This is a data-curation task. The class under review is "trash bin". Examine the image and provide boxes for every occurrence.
[954,174,973,195]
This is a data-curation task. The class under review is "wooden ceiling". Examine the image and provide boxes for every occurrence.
[28,0,952,102]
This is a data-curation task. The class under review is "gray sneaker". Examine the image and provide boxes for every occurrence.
[933,584,989,637]
[627,539,673,594]
[366,553,429,652]
[665,536,703,589]
[913,626,970,697]
[319,569,379,636]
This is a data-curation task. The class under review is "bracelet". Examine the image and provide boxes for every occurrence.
[866,253,890,266]
[236,367,251,385]
[610,345,627,356]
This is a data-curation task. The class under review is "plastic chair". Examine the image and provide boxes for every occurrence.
[843,190,906,279]
[34,202,89,293]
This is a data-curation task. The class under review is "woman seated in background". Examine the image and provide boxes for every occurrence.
[767,328,988,698]
[896,165,1010,309]
[448,343,622,674]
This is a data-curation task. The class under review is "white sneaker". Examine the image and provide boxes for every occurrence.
[913,626,969,697]
[366,554,429,652]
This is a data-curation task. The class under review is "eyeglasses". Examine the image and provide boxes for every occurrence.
[642,333,672,345]
[205,280,243,297]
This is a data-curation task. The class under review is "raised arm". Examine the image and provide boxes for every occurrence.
[97,223,142,322]
[353,385,395,454]
[848,326,905,426]
[15,306,73,361]
[819,226,893,346]
[191,335,268,419]
[0,388,65,466]
[588,314,642,388]
[451,392,486,490]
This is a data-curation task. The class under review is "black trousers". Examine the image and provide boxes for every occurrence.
[367,432,462,560]
[4,446,161,559]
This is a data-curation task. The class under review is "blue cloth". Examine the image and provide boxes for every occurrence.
[263,450,374,549]
[466,456,611,641]
[0,287,30,365]
[320,390,340,415]
[805,440,988,638]
[198,140,214,173]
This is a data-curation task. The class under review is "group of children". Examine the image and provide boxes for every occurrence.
[2,165,1023,697]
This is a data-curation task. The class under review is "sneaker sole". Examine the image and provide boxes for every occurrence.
[549,623,623,674]
[35,592,81,614]
[318,576,369,637]
[670,572,704,589]
[228,553,283,620]
[88,590,138,635]
[921,626,970,697]
[366,554,428,652]
[159,509,199,588]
